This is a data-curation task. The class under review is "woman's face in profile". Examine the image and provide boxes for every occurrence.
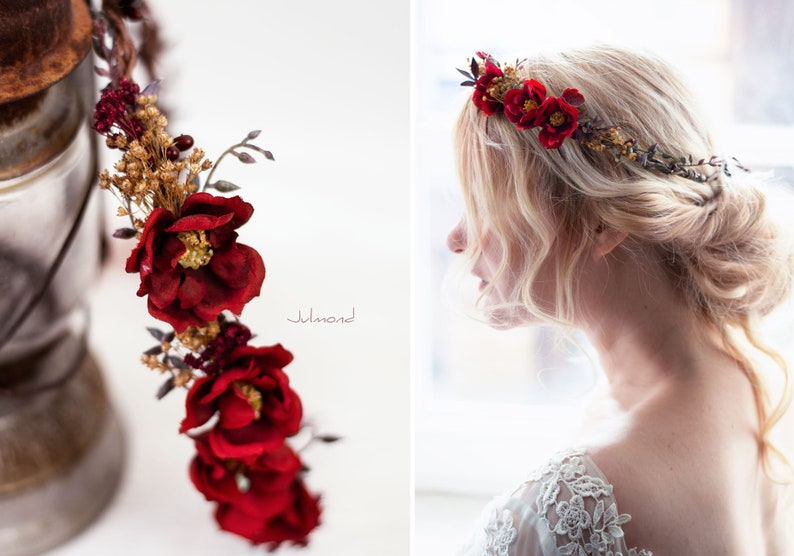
[447,215,556,328]
[448,218,510,296]
[447,217,556,328]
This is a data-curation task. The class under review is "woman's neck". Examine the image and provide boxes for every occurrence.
[579,246,732,410]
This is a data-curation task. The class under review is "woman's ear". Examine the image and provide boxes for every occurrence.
[591,224,627,261]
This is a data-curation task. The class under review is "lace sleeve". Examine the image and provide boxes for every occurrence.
[458,449,653,556]
[458,493,559,556]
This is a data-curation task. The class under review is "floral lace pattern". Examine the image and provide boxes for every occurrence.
[534,449,651,556]
[481,507,518,556]
[474,449,652,556]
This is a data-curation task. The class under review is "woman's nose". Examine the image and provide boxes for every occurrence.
[446,220,467,253]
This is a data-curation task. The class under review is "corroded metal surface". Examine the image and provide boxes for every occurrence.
[0,0,92,104]
[0,5,124,554]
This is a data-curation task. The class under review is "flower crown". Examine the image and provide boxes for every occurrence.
[91,2,331,549]
[459,52,745,183]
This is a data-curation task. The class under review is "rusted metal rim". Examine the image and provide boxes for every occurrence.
[0,0,92,104]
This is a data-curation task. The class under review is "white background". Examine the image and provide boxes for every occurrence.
[50,0,411,554]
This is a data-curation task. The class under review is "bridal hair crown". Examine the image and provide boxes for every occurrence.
[458,52,746,184]
[89,1,333,549]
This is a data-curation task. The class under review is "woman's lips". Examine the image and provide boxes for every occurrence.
[478,279,488,291]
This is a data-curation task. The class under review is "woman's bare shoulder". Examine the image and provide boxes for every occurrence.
[584,421,776,555]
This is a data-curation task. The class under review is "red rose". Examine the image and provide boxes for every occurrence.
[180,344,303,459]
[125,192,265,333]
[215,479,321,547]
[190,434,321,548]
[473,59,504,116]
[560,87,585,108]
[190,434,301,510]
[534,94,580,149]
[503,79,546,129]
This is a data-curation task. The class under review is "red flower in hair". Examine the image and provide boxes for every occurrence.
[503,79,547,129]
[125,192,265,333]
[534,90,582,149]
[180,343,303,459]
[473,59,504,116]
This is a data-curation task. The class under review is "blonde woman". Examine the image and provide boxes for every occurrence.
[449,46,794,555]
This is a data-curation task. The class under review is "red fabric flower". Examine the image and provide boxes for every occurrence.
[215,479,321,547]
[125,192,265,333]
[190,434,301,510]
[560,87,585,108]
[534,92,581,149]
[190,434,321,548]
[473,59,504,116]
[180,344,303,459]
[503,79,546,130]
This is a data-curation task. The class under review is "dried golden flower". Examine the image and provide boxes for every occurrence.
[174,369,194,388]
[177,320,222,351]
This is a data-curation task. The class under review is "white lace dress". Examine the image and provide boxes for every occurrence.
[459,448,653,556]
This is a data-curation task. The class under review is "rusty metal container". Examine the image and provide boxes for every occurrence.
[0,1,124,553]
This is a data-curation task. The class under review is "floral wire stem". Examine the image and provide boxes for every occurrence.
[202,130,275,193]
[294,421,342,454]
[90,1,324,549]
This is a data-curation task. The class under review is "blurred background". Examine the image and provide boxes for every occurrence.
[414,0,794,553]
[49,1,411,554]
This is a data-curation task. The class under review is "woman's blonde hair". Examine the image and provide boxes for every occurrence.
[454,44,794,477]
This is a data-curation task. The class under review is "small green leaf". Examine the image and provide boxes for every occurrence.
[113,227,137,239]
[165,355,190,370]
[156,376,175,400]
[142,80,161,95]
[147,327,165,341]
[456,68,473,80]
[235,151,256,164]
[317,434,342,443]
[210,180,241,192]
[242,143,275,161]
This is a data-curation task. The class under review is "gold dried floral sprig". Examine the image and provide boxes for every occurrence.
[98,92,212,222]
[575,117,748,183]
[141,318,228,397]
